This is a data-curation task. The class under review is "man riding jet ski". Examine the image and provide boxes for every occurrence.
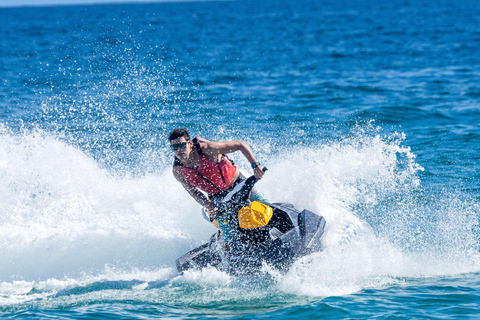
[168,128,326,274]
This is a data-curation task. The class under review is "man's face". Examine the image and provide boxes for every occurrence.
[170,136,191,160]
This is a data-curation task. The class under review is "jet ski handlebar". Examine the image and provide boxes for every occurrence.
[246,166,268,182]
[210,167,267,221]
[241,166,268,195]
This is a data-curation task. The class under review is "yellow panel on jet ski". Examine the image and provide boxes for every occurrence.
[238,201,273,229]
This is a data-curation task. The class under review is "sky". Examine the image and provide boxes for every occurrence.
[0,0,185,7]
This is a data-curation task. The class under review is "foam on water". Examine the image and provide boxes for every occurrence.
[1,125,479,307]
[0,126,215,282]
[266,130,480,296]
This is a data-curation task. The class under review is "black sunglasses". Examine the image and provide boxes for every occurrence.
[170,141,188,151]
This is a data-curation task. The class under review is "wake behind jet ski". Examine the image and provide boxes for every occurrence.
[176,168,326,275]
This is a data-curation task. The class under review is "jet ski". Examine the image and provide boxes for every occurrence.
[176,168,326,275]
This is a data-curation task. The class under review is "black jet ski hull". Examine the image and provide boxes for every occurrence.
[176,203,326,275]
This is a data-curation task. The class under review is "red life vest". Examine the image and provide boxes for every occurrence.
[175,137,237,194]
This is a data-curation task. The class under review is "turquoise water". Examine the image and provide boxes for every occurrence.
[1,0,480,318]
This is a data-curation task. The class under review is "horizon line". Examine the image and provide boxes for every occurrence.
[0,0,237,9]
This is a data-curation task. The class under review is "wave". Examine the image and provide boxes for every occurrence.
[0,126,215,283]
[1,125,479,307]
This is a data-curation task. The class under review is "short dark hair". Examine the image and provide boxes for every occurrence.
[168,128,190,141]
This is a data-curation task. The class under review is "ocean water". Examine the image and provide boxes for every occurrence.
[1,0,480,318]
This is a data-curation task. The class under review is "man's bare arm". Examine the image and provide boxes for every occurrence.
[200,140,264,179]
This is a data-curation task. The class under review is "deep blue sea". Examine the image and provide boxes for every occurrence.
[1,0,480,318]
